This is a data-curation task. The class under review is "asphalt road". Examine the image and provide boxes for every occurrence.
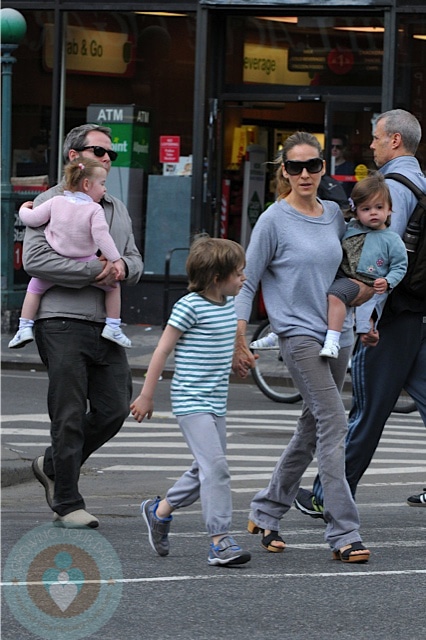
[1,369,426,640]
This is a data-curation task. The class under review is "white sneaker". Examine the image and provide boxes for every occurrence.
[319,340,340,359]
[250,332,279,350]
[53,509,99,528]
[101,325,132,348]
[8,327,34,349]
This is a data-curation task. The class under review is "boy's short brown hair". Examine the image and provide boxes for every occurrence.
[186,236,245,293]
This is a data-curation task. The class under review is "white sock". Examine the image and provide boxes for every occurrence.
[106,317,121,329]
[19,318,34,329]
[325,330,341,344]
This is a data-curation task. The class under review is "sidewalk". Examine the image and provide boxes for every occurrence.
[1,323,258,488]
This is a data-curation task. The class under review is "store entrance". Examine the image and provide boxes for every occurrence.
[217,98,380,245]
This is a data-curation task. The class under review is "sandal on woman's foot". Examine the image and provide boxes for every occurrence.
[247,520,285,552]
[333,542,370,563]
[247,519,261,534]
[261,531,285,553]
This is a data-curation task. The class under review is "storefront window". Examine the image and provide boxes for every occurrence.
[12,10,196,174]
[11,10,196,256]
[226,14,384,89]
[396,14,426,165]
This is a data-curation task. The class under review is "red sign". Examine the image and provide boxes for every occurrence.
[159,136,180,163]
[13,242,23,270]
[327,48,354,75]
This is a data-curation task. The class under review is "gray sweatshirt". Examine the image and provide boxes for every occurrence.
[235,198,354,348]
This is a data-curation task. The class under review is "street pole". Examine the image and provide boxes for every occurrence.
[1,9,27,325]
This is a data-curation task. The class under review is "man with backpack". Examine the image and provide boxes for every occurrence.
[295,109,426,516]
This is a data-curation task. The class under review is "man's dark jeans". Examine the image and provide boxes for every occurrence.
[35,318,132,516]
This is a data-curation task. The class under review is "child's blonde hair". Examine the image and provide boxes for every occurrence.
[186,236,245,293]
[64,156,105,191]
[348,171,393,225]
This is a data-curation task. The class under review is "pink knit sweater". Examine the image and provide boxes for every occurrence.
[19,193,121,262]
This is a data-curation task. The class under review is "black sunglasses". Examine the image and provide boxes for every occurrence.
[331,144,343,150]
[283,158,324,176]
[76,146,118,161]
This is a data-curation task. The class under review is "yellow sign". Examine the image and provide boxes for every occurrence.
[243,43,311,85]
[43,24,134,76]
[354,164,369,181]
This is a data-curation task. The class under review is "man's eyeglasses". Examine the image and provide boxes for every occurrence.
[331,144,343,150]
[76,146,118,161]
[283,158,324,176]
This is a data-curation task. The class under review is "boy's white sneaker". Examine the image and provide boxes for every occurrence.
[319,340,340,359]
[8,327,34,349]
[250,332,279,350]
[101,325,132,348]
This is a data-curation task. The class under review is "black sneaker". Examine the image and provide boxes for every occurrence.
[294,488,325,520]
[407,488,426,507]
[141,497,172,556]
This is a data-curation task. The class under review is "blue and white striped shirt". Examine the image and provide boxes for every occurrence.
[168,292,237,416]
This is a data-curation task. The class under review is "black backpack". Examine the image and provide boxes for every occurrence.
[381,172,426,317]
[318,175,349,210]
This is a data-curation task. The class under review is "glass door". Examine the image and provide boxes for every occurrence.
[325,101,381,197]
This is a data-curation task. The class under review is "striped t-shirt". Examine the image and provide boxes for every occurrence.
[168,292,237,416]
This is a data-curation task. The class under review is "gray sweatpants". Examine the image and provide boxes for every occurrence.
[165,413,232,537]
[250,335,363,552]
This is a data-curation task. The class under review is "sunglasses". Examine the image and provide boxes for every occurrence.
[283,158,324,176]
[76,146,118,161]
[331,144,343,150]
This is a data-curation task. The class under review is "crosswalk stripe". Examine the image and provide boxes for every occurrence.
[2,411,424,487]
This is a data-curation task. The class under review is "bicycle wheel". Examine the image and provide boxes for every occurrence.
[250,320,302,403]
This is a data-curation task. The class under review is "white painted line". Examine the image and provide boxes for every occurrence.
[3,568,426,588]
[99,465,426,476]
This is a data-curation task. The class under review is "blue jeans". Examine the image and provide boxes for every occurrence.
[35,318,132,516]
[250,335,362,551]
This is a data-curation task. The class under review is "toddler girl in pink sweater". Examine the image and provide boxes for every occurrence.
[9,157,131,349]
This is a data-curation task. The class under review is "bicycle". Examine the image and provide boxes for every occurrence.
[250,319,418,413]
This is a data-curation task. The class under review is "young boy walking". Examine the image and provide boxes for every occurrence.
[130,236,251,566]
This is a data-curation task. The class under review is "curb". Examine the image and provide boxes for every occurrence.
[1,450,34,488]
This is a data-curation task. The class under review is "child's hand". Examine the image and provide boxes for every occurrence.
[373,277,388,294]
[21,201,34,209]
[130,394,154,422]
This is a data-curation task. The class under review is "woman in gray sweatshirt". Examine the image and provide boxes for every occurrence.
[234,131,370,563]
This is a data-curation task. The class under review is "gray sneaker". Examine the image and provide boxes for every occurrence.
[32,456,55,508]
[53,509,99,528]
[207,535,251,566]
[141,497,172,557]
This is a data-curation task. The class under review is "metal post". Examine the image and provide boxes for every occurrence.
[1,9,27,319]
[190,3,209,235]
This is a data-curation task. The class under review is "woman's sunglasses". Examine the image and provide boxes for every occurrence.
[76,146,118,161]
[283,158,324,176]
